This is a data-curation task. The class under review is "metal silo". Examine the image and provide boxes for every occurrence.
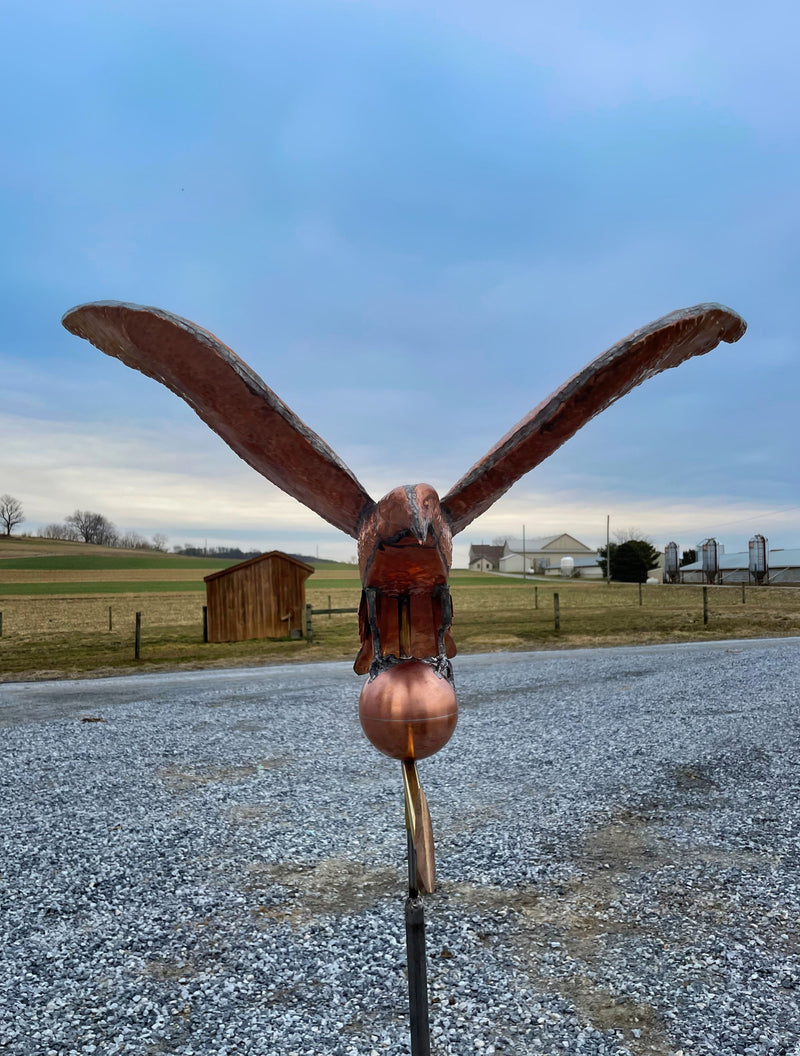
[748,534,769,585]
[700,538,720,584]
[664,541,680,584]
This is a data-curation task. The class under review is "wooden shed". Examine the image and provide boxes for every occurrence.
[203,551,314,642]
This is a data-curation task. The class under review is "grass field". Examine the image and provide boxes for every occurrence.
[0,581,209,595]
[0,555,234,570]
[0,536,232,564]
[1,537,798,682]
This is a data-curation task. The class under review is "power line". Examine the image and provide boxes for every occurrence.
[705,504,799,532]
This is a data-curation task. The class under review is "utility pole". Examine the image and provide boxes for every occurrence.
[522,524,526,580]
[606,515,611,586]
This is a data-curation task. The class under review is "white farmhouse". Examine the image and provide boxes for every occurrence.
[496,534,601,577]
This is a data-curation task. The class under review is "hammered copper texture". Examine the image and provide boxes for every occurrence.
[358,661,458,761]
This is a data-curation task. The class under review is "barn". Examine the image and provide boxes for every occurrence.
[203,551,314,642]
[679,546,800,585]
[499,534,601,577]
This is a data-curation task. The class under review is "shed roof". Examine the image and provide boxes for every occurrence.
[204,550,315,584]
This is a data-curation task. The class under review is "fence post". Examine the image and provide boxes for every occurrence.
[702,587,709,626]
[202,605,209,643]
[534,586,538,610]
[741,582,746,604]
[0,611,3,638]
[328,594,332,619]
[553,593,560,631]
[305,603,314,644]
[638,582,643,606]
[134,612,142,659]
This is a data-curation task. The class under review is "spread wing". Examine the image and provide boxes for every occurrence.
[442,303,747,535]
[62,301,374,538]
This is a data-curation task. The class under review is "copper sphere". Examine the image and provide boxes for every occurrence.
[359,660,458,761]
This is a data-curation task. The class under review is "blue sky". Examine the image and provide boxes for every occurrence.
[2,0,798,565]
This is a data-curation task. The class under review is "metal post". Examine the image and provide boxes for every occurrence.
[703,587,709,626]
[305,603,313,644]
[405,887,430,1052]
[404,788,430,1056]
[202,605,208,643]
[553,593,560,631]
[134,612,142,659]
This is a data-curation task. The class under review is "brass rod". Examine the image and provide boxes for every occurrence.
[398,594,412,657]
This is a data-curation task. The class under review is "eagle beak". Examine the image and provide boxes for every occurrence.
[374,485,438,547]
[408,484,436,545]
[411,512,431,545]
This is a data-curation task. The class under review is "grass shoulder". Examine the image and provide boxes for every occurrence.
[1,575,798,683]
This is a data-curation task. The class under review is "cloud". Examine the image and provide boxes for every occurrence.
[456,486,800,567]
[1,0,797,572]
[5,405,795,572]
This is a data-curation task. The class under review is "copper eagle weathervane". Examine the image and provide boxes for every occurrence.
[63,300,745,1051]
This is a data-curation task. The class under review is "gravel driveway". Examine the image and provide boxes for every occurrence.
[1,638,798,1056]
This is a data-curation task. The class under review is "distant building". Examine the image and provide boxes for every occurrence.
[679,546,800,585]
[204,551,314,642]
[468,544,504,571]
[470,534,601,577]
[501,534,601,577]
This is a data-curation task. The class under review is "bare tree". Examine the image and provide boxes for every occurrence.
[37,523,79,541]
[65,509,118,546]
[118,530,150,550]
[613,527,654,545]
[152,532,168,552]
[0,494,24,536]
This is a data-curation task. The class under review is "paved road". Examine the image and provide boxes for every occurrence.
[1,635,794,723]
[1,639,798,1055]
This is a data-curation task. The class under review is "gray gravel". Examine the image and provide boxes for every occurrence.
[1,638,798,1056]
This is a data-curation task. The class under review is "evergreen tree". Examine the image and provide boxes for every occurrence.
[597,539,660,582]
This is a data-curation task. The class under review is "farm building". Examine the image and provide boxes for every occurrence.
[498,534,601,578]
[679,547,800,585]
[468,544,504,571]
[204,551,314,642]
